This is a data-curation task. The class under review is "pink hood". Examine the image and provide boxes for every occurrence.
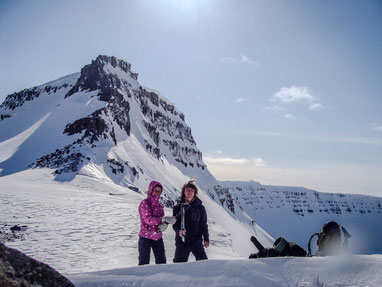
[147,181,163,198]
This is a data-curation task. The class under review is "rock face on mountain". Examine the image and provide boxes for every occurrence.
[214,181,382,217]
[214,181,382,254]
[0,242,75,287]
[0,83,70,112]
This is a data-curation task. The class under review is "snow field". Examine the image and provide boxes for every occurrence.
[69,256,382,287]
[0,169,254,275]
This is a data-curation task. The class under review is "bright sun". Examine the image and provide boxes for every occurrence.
[171,0,195,10]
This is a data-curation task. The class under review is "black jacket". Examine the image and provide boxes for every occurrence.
[173,197,209,246]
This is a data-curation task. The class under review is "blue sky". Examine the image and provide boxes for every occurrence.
[0,0,381,195]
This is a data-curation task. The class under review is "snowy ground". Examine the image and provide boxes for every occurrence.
[69,256,382,287]
[2,169,382,286]
[0,169,258,274]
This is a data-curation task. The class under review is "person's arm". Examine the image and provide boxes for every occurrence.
[201,206,209,244]
[139,200,161,226]
[172,205,181,234]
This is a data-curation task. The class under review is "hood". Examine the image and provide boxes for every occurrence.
[147,181,163,198]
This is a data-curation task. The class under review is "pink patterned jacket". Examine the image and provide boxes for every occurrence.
[138,181,165,241]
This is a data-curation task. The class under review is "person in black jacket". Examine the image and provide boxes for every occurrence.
[172,180,209,263]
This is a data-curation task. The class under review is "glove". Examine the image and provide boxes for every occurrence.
[157,223,168,232]
[161,216,177,225]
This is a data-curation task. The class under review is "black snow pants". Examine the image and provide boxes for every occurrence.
[173,240,208,263]
[138,237,166,265]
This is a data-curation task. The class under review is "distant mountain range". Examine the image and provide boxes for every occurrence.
[212,181,382,254]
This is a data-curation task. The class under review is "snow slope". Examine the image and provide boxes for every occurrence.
[69,256,382,287]
[0,168,270,274]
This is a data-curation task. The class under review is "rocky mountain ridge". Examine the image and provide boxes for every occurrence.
[213,181,382,217]
[213,181,382,254]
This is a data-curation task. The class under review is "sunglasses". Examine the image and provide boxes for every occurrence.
[152,189,162,194]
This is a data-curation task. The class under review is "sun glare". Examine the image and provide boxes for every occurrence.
[171,0,195,11]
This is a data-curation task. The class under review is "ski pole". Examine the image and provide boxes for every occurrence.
[181,203,186,242]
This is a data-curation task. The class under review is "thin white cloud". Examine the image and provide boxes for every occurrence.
[309,103,327,110]
[235,98,245,104]
[272,86,315,103]
[262,105,293,119]
[204,157,250,165]
[253,158,267,167]
[285,114,296,120]
[204,156,267,167]
[251,131,285,137]
[228,130,382,145]
[241,54,259,66]
[371,123,382,132]
[221,54,259,66]
[262,105,286,112]
[295,135,382,145]
[233,130,285,137]
[221,57,238,64]
[271,86,327,113]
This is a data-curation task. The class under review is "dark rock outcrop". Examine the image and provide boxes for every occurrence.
[0,225,27,243]
[213,185,236,213]
[65,55,136,99]
[64,56,132,139]
[0,242,75,287]
[0,83,70,111]
[64,109,110,144]
[32,145,88,175]
[0,87,40,111]
[0,114,12,121]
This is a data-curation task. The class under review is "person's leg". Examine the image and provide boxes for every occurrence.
[138,237,152,265]
[173,244,191,263]
[152,238,167,264]
[191,241,208,261]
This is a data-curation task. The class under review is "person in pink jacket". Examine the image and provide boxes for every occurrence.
[138,180,176,265]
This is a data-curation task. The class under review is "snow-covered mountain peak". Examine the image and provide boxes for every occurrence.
[0,55,213,197]
[65,55,138,100]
